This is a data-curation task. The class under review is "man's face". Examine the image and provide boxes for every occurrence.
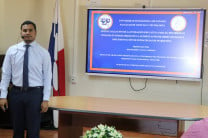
[20,24,36,44]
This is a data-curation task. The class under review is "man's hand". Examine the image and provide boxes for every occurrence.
[41,101,49,113]
[0,98,8,112]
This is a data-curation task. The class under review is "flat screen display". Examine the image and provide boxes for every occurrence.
[86,8,206,81]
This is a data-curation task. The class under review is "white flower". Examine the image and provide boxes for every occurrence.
[83,124,123,138]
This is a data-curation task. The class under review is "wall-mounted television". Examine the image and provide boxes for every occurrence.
[86,8,206,81]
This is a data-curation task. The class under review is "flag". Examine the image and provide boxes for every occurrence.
[48,0,65,96]
[48,0,65,129]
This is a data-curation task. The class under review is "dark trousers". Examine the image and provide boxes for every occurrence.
[8,86,43,138]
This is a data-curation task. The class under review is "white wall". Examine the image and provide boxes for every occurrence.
[1,0,208,130]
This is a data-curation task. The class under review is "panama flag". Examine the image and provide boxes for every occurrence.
[48,0,65,96]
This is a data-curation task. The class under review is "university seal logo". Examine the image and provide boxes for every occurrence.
[98,14,113,30]
[170,15,187,32]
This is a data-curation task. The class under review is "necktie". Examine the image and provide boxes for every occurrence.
[23,45,30,88]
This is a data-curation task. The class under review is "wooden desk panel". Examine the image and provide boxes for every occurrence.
[49,96,207,138]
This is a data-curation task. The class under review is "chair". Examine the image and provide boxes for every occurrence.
[181,118,208,138]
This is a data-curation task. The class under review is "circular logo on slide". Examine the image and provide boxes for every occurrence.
[98,14,113,30]
[170,15,187,32]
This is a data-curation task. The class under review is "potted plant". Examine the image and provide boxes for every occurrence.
[83,124,123,138]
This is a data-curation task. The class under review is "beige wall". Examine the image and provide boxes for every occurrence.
[0,0,208,129]
[0,0,55,52]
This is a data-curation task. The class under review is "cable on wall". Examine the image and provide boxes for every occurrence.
[200,64,204,105]
[129,78,148,92]
[71,0,79,77]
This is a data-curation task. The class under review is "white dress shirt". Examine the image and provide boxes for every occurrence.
[0,41,52,101]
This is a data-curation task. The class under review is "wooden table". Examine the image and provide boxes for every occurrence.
[49,96,208,138]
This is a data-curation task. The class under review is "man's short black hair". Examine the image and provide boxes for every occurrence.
[20,20,36,31]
